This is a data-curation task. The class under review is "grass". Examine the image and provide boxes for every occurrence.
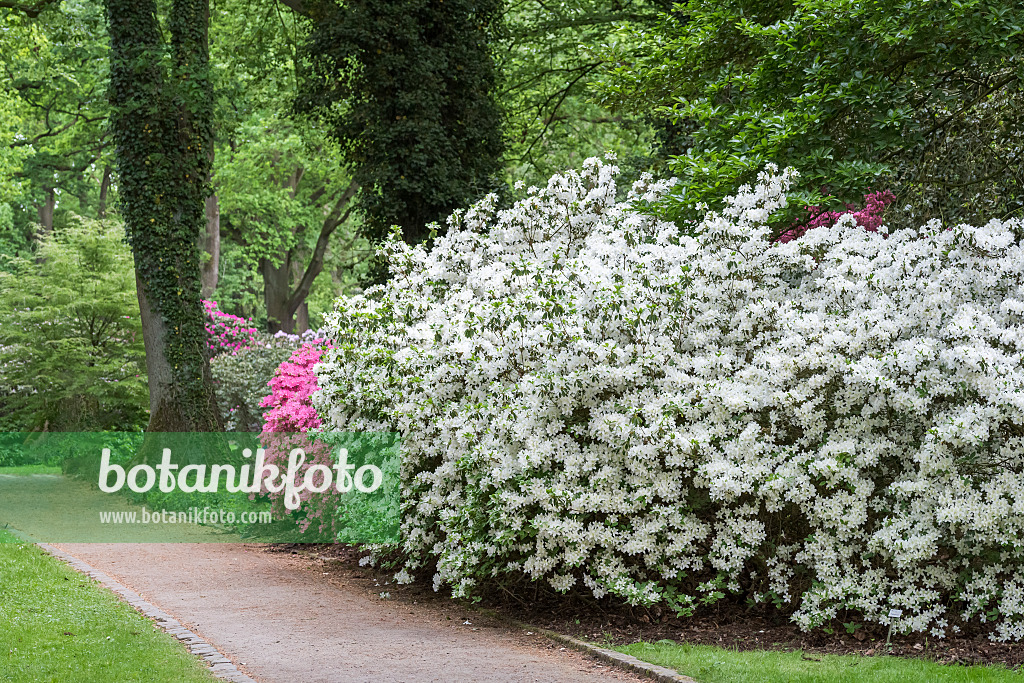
[614,640,1023,683]
[0,529,217,682]
[0,465,62,476]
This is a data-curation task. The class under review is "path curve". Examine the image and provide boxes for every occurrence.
[52,543,645,683]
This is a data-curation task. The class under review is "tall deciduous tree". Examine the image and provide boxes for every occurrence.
[600,0,1024,229]
[105,0,221,431]
[3,0,111,232]
[216,116,359,333]
[208,1,365,332]
[291,0,504,253]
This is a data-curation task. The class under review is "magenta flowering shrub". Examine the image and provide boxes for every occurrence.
[260,343,324,433]
[209,326,327,430]
[203,300,259,356]
[257,342,335,532]
[777,190,895,243]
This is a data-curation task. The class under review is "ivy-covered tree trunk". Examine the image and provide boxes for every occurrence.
[105,0,221,432]
[293,0,504,257]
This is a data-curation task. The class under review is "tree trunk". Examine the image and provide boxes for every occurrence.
[200,193,219,298]
[106,0,221,432]
[36,187,55,233]
[257,180,358,335]
[98,166,111,218]
[290,258,309,333]
[261,254,294,334]
[135,272,219,431]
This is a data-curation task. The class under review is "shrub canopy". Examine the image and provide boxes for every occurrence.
[0,217,147,431]
[315,160,1024,639]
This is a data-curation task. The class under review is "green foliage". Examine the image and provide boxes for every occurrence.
[0,203,31,263]
[599,0,1024,228]
[0,8,36,203]
[1,0,112,220]
[499,0,663,186]
[0,217,147,431]
[212,240,266,326]
[216,117,332,264]
[210,1,318,257]
[296,0,505,249]
[210,337,297,431]
[213,110,367,329]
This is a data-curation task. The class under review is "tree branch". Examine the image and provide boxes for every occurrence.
[286,179,359,313]
[516,64,598,157]
[276,0,308,16]
[0,0,58,18]
[880,72,1018,163]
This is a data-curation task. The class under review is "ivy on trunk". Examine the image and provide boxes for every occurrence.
[292,0,504,260]
[105,0,221,431]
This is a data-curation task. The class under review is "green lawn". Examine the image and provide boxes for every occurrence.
[615,640,1023,683]
[0,530,216,682]
[0,465,62,476]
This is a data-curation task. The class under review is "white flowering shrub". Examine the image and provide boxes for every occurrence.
[314,159,1024,639]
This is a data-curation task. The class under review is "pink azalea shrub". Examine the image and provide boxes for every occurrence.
[257,342,336,532]
[203,299,259,356]
[260,343,324,433]
[777,190,895,243]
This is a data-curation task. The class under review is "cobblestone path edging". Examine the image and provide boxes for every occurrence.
[38,543,257,683]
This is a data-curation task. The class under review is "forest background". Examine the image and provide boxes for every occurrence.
[0,0,1020,432]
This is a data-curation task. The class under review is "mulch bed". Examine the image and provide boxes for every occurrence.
[272,544,1024,671]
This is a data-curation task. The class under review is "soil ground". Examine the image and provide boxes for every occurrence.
[305,545,1024,673]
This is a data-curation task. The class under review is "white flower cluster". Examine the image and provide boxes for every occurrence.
[314,158,1024,639]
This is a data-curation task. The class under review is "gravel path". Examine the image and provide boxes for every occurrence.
[51,543,645,683]
[2,475,647,681]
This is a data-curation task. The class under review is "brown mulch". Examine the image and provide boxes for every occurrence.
[276,544,1024,671]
